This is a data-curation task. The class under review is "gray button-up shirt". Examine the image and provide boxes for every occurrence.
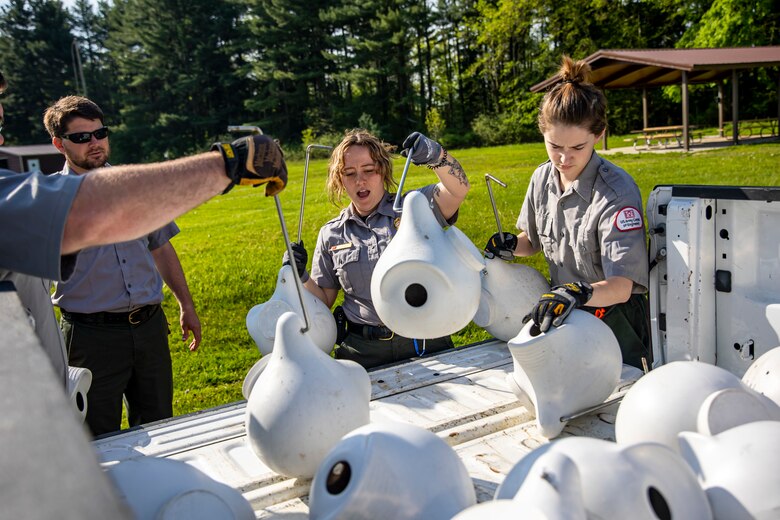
[518,152,648,293]
[311,186,456,325]
[51,166,179,313]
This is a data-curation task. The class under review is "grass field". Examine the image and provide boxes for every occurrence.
[160,140,780,418]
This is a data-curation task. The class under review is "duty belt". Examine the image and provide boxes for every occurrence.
[346,320,395,341]
[62,304,160,326]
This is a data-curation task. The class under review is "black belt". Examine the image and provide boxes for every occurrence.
[347,320,395,341]
[62,304,160,326]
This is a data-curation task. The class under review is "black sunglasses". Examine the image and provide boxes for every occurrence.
[61,126,109,144]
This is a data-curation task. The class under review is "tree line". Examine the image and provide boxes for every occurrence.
[1,0,778,163]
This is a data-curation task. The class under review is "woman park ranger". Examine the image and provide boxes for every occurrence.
[283,129,471,369]
[485,56,651,369]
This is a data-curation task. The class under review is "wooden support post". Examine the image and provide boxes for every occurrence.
[732,69,740,145]
[718,81,725,138]
[682,71,690,151]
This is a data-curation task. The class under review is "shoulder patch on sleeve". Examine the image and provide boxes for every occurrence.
[614,206,643,231]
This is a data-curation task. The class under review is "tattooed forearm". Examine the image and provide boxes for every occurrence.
[443,157,470,187]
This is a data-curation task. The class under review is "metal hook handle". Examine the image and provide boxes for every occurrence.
[275,195,311,334]
[485,173,508,242]
[227,125,310,334]
[393,139,418,213]
[298,144,333,243]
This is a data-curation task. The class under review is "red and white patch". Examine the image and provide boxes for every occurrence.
[614,206,643,231]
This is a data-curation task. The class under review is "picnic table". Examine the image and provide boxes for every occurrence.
[625,125,701,149]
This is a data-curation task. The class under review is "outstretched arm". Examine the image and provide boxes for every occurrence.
[62,153,229,254]
[63,134,288,254]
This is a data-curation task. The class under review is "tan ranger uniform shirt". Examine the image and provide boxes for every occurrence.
[311,186,455,325]
[518,151,648,293]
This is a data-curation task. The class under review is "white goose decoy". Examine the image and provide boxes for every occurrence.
[474,257,550,342]
[679,420,780,520]
[503,451,586,520]
[506,309,622,438]
[246,264,337,356]
[696,386,780,437]
[308,421,477,520]
[495,437,712,520]
[615,360,755,454]
[245,311,370,478]
[106,456,255,520]
[370,190,485,339]
[742,345,780,407]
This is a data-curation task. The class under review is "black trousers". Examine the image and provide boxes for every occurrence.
[587,293,651,370]
[335,332,454,370]
[61,305,172,437]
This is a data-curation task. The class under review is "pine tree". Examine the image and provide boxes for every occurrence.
[244,0,337,143]
[0,0,75,144]
[106,0,251,162]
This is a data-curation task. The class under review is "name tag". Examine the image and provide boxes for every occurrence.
[330,242,354,252]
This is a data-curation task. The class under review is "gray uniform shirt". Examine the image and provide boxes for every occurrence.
[51,166,179,313]
[311,186,456,325]
[518,152,648,292]
[0,169,85,385]
[1,169,82,280]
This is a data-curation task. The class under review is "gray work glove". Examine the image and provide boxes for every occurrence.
[484,232,518,261]
[401,132,444,166]
[282,241,309,282]
[528,281,593,332]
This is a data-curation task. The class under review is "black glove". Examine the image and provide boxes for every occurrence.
[400,132,444,167]
[212,134,288,196]
[282,241,309,282]
[484,232,518,261]
[529,281,593,333]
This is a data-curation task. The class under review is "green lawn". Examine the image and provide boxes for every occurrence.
[161,140,780,417]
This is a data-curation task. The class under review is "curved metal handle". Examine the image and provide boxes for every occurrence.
[298,144,333,243]
[393,140,418,213]
[485,173,508,242]
[275,195,311,334]
[228,125,310,334]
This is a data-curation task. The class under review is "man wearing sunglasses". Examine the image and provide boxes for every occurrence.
[1,68,286,408]
[43,96,203,436]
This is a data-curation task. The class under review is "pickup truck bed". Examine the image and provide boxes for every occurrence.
[94,340,627,516]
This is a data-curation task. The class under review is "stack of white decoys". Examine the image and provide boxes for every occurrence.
[615,359,779,454]
[614,349,780,518]
[245,311,370,479]
[494,437,712,519]
[371,191,485,339]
